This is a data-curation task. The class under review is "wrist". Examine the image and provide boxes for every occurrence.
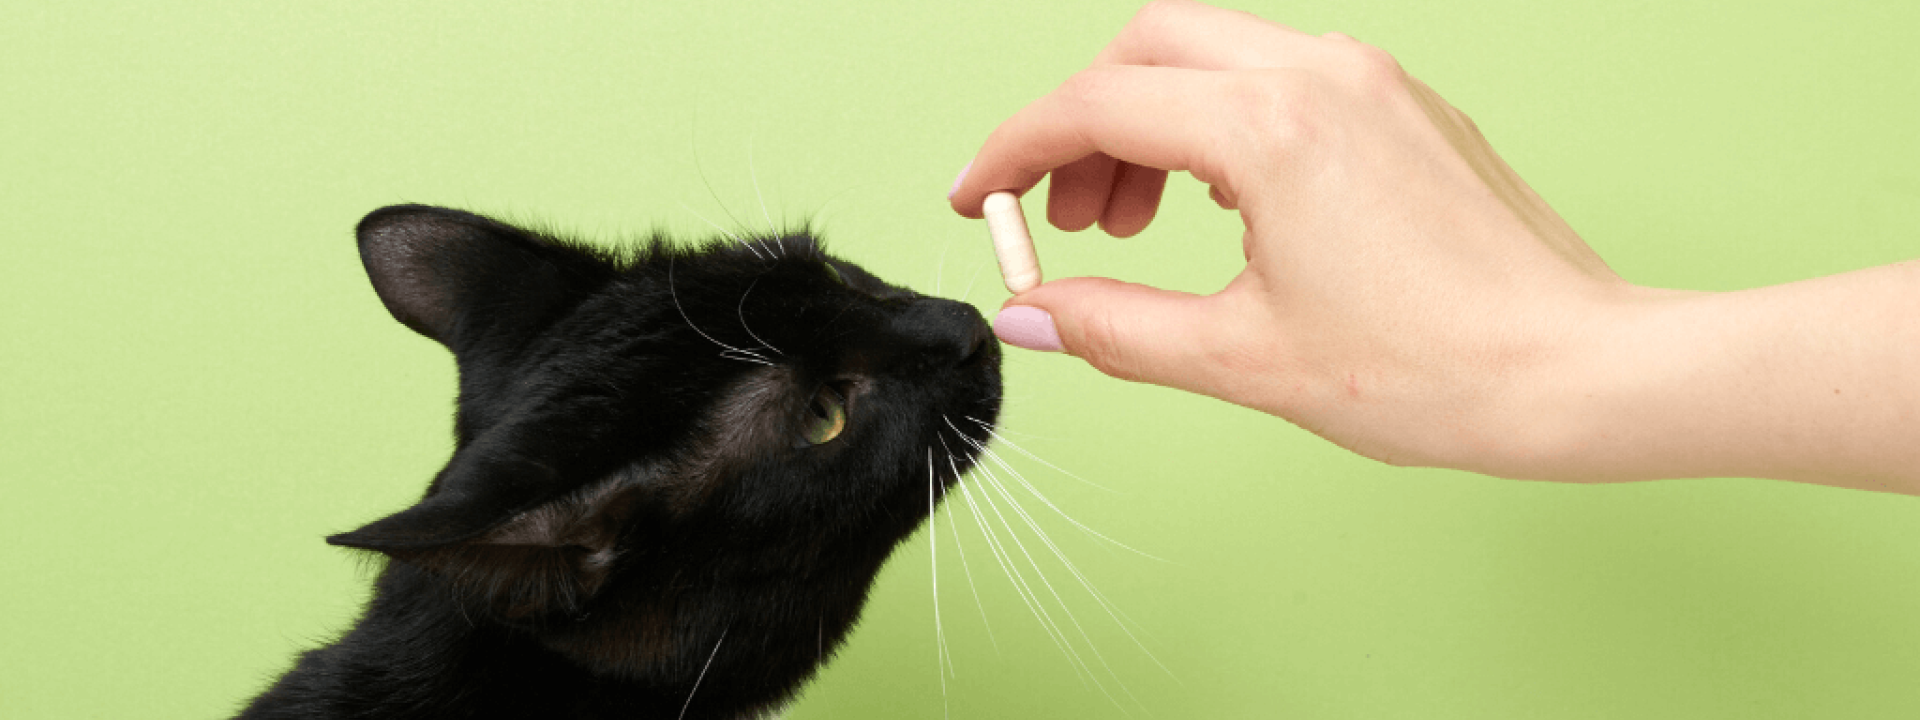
[1508,266,1920,491]
[1492,284,1709,482]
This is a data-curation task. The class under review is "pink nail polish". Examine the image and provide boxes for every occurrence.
[993,306,1063,352]
[948,160,973,200]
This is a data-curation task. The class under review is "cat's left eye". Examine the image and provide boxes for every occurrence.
[796,385,848,447]
[823,263,845,286]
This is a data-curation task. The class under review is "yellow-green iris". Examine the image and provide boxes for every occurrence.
[800,386,847,445]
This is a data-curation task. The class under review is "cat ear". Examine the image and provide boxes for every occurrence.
[326,454,560,551]
[355,205,609,347]
[328,456,644,619]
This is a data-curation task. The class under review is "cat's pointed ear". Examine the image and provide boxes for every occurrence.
[327,455,560,551]
[328,457,645,619]
[355,205,609,347]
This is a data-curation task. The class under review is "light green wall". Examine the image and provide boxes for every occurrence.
[4,1,1917,718]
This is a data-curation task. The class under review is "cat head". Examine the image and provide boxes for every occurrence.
[328,205,1000,671]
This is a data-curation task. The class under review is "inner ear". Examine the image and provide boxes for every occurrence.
[330,469,649,621]
[355,204,613,348]
[478,475,646,555]
[431,478,647,619]
[356,205,496,343]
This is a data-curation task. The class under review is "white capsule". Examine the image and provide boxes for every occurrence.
[983,191,1041,294]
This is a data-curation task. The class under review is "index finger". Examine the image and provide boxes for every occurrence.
[948,65,1256,217]
[1092,0,1314,70]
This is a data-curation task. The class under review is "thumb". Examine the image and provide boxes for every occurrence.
[994,277,1232,391]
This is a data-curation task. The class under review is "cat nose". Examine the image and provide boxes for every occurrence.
[959,318,994,366]
[894,298,994,366]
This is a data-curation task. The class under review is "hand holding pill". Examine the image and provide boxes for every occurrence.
[943,0,1637,479]
[946,0,1627,481]
[945,0,1920,490]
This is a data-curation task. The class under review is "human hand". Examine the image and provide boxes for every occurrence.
[949,0,1646,477]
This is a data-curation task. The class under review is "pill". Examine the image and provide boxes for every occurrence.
[983,191,1041,294]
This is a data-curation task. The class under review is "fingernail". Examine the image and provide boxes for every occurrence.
[948,160,973,200]
[993,305,1063,352]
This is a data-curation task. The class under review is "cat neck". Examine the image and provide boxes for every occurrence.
[240,562,817,720]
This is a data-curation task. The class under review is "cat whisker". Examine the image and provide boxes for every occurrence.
[688,117,759,255]
[967,459,1129,712]
[678,623,729,720]
[958,260,988,305]
[947,419,1154,560]
[974,462,1154,714]
[927,450,953,712]
[965,416,1115,493]
[934,233,954,297]
[943,488,1000,656]
[951,462,1089,687]
[962,415,1047,441]
[719,350,776,367]
[803,180,888,239]
[971,461,1123,660]
[972,455,1175,686]
[947,446,1114,695]
[939,418,1000,654]
[940,436,1087,685]
[678,200,767,262]
[950,419,1176,689]
[736,277,783,356]
[747,134,784,259]
[669,257,775,366]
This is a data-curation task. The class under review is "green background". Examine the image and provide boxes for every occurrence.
[4,1,1917,717]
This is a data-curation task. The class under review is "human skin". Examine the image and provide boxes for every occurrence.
[947,0,1920,494]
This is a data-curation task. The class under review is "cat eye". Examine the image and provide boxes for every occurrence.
[796,385,848,447]
[823,263,845,286]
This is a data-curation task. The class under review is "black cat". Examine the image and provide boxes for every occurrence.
[237,205,1001,719]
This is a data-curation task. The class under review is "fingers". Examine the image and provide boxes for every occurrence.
[1208,184,1236,210]
[952,0,1380,242]
[1044,155,1166,237]
[949,65,1246,217]
[1001,276,1235,393]
[1046,154,1119,232]
[1099,162,1167,237]
[1093,0,1313,70]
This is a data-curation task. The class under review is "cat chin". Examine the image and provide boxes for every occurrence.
[519,562,886,716]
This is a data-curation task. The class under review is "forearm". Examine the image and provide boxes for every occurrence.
[1524,260,1920,492]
